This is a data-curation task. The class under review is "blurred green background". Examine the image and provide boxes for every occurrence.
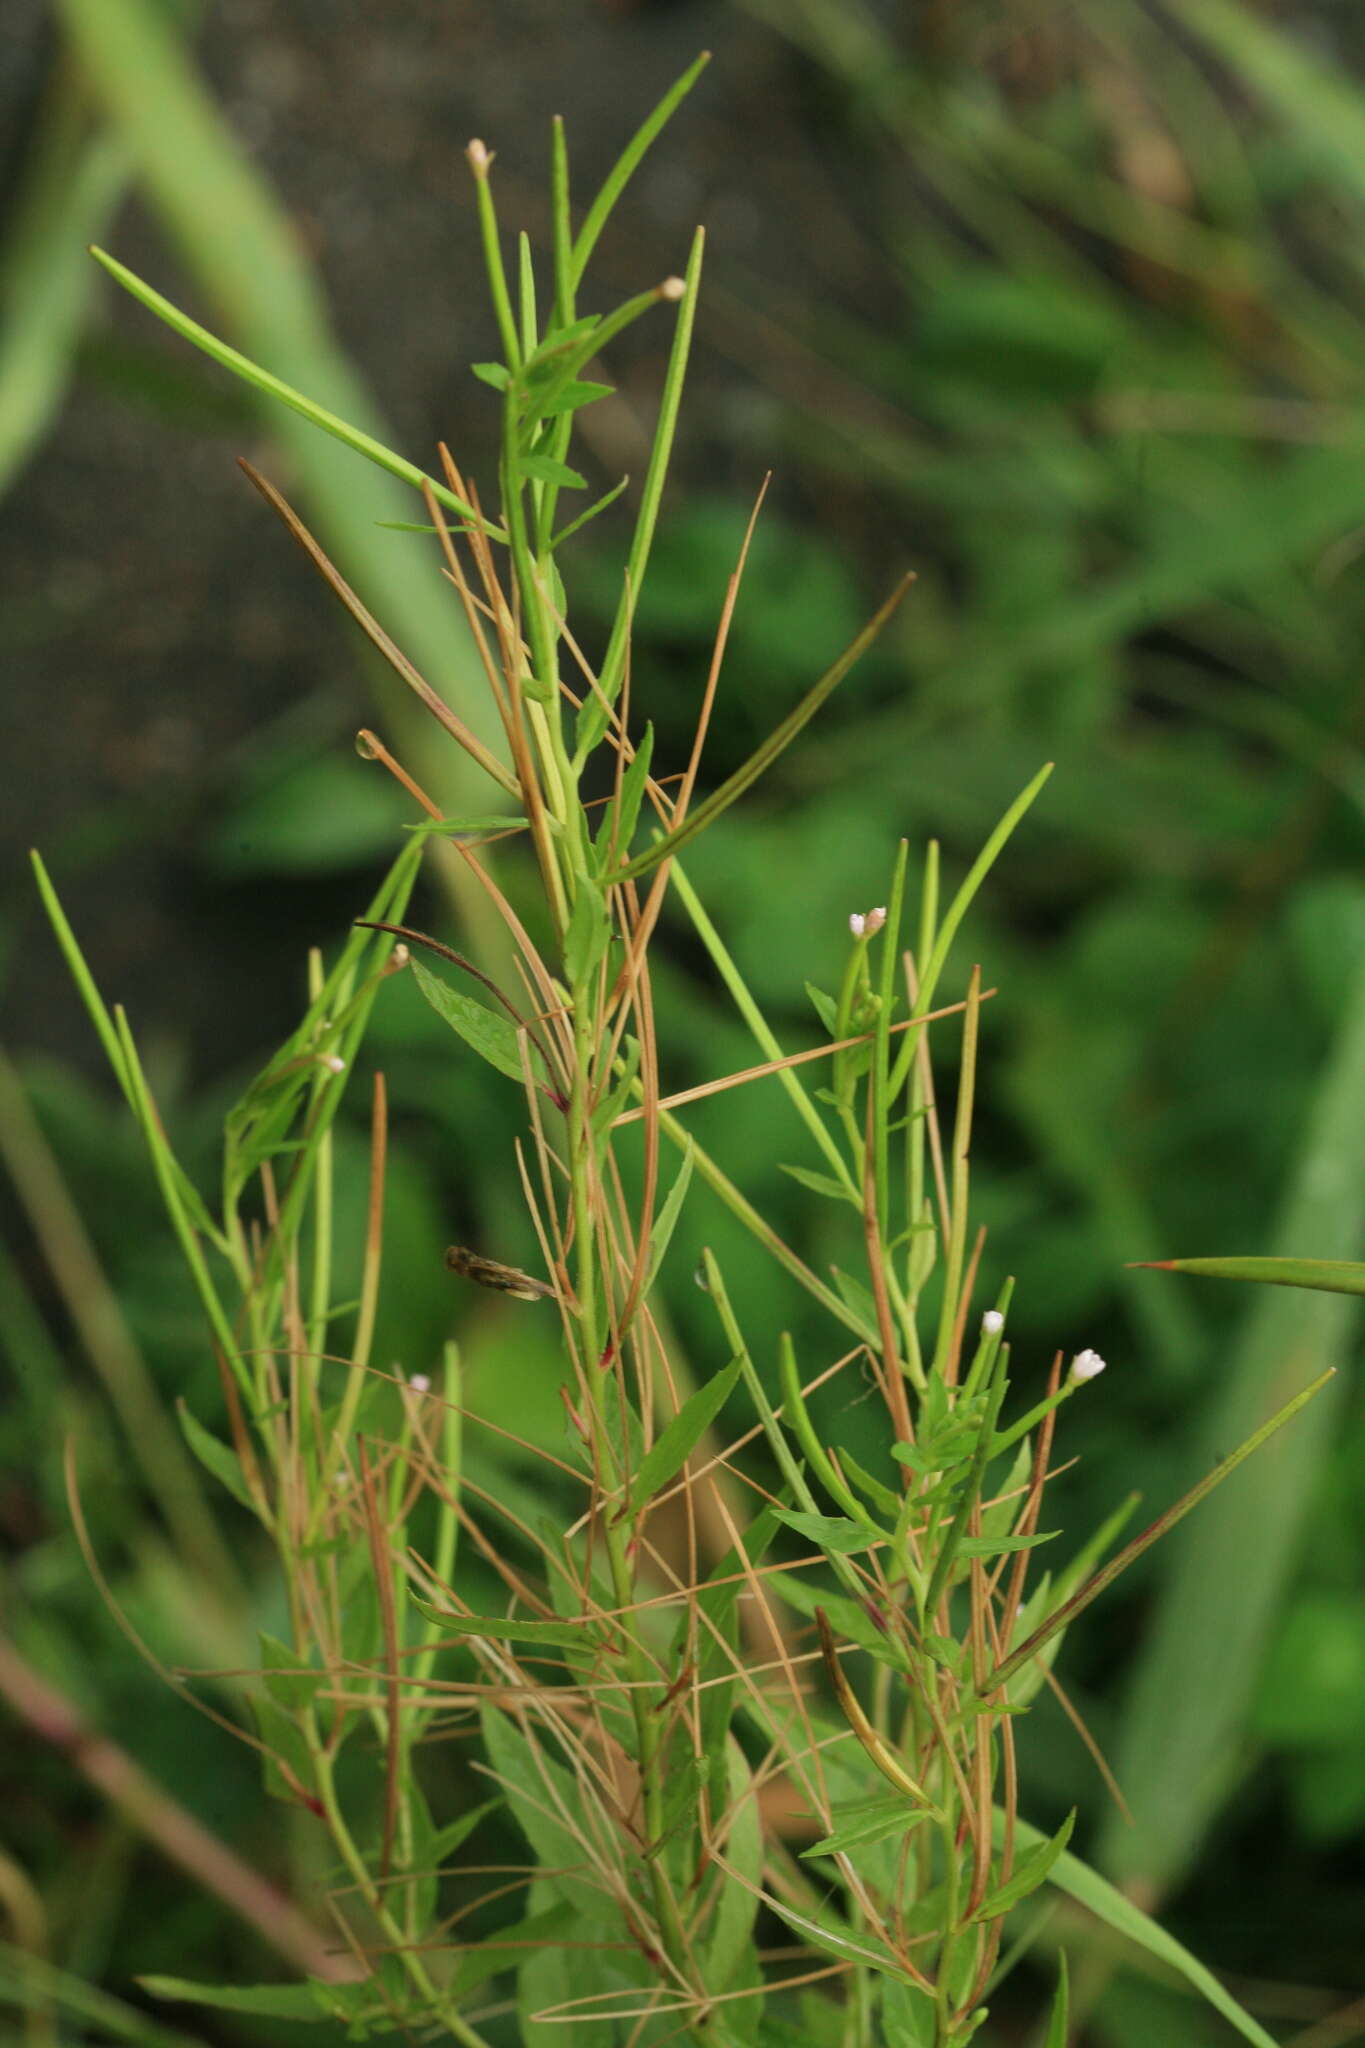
[3,0,1365,2041]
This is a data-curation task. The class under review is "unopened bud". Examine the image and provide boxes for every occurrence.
[849,906,887,940]
[982,1309,1004,1336]
[408,1373,431,1394]
[659,276,686,301]
[466,139,492,177]
[1070,1347,1107,1383]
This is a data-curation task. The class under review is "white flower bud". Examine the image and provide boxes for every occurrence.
[849,912,866,938]
[982,1309,1005,1336]
[1070,1347,1107,1383]
[865,906,887,936]
[408,1373,431,1394]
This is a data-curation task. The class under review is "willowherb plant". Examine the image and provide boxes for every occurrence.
[33,60,1328,2048]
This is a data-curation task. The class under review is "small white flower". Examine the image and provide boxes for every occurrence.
[865,906,887,936]
[982,1309,1005,1336]
[849,911,867,938]
[322,1054,346,1074]
[1070,1347,1107,1383]
[408,1373,431,1394]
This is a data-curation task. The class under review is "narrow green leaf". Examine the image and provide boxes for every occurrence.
[520,450,587,489]
[176,1399,255,1513]
[471,360,510,390]
[613,574,915,883]
[1133,1255,1365,1297]
[805,980,839,1035]
[411,1606,606,1651]
[643,1134,696,1294]
[30,851,129,1096]
[552,471,630,550]
[580,229,706,750]
[536,377,614,417]
[990,1367,1335,1692]
[772,1508,883,1555]
[628,1355,742,1508]
[523,313,600,367]
[764,1895,916,1982]
[88,249,486,531]
[404,813,530,836]
[802,1794,931,1859]
[780,1161,861,1205]
[571,51,711,284]
[837,1448,902,1520]
[913,761,1054,1025]
[969,1810,1075,1923]
[955,1529,1058,1559]
[771,1576,904,1663]
[139,1979,323,2020]
[408,956,524,1084]
[596,722,655,861]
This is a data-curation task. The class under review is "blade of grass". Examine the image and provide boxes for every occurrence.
[0,57,129,496]
[612,573,916,883]
[52,0,505,823]
[1100,953,1365,1900]
[1180,0,1365,215]
[997,1818,1281,2048]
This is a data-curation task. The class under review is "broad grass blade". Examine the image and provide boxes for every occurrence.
[1009,1821,1278,2048]
[53,0,498,815]
[1101,957,1365,1899]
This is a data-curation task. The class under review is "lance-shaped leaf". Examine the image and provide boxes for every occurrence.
[968,1809,1075,1923]
[621,1354,742,1515]
[408,956,524,1083]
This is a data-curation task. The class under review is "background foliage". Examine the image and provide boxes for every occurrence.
[3,1,1365,2041]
